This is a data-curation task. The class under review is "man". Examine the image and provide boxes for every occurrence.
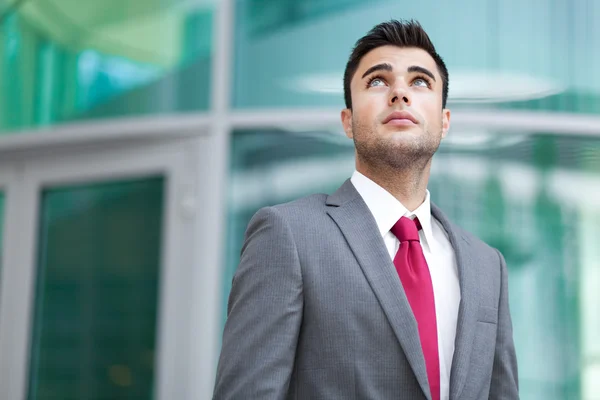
[214,19,519,400]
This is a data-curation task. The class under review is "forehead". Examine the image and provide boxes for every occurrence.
[354,45,439,81]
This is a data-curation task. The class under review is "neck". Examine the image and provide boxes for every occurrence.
[356,159,431,212]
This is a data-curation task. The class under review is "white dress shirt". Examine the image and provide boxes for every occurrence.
[350,170,460,400]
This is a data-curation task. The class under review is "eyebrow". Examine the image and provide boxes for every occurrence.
[407,65,436,82]
[361,63,392,79]
[361,63,437,82]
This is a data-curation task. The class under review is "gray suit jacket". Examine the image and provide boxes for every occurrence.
[214,179,519,399]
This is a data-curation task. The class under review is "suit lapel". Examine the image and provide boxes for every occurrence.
[326,180,432,399]
[430,204,479,400]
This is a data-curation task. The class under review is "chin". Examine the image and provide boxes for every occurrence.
[386,131,423,144]
[382,124,421,134]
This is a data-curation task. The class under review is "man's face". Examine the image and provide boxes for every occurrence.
[341,45,451,171]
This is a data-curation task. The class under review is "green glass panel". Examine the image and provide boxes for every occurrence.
[234,0,600,113]
[28,177,164,400]
[227,128,600,399]
[0,1,213,133]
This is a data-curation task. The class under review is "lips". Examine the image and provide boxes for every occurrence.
[383,110,418,125]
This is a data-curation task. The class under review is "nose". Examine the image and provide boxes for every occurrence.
[389,84,411,107]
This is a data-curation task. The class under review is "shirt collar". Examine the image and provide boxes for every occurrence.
[350,170,436,251]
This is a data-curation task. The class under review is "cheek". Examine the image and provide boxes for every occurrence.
[354,88,387,110]
[419,96,443,126]
[351,107,370,127]
[353,100,382,124]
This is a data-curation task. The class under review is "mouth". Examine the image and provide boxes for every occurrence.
[382,110,418,125]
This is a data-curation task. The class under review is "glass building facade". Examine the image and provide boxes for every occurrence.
[1,0,599,399]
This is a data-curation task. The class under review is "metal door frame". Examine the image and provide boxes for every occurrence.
[0,130,221,400]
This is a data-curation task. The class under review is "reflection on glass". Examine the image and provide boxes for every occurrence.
[28,177,164,400]
[234,0,600,113]
[228,128,600,399]
[0,1,213,133]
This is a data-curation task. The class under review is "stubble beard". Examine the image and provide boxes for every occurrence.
[352,117,442,173]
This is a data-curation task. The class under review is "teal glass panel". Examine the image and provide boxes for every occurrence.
[0,0,213,133]
[228,128,600,399]
[233,0,600,113]
[28,177,164,400]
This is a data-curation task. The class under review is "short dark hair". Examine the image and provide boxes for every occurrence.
[343,19,449,109]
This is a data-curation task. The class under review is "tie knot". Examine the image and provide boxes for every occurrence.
[391,216,420,242]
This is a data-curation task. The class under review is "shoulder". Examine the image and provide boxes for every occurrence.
[444,223,508,306]
[455,225,499,257]
[251,193,330,223]
[433,203,502,261]
[273,193,329,214]
[244,193,330,237]
[452,222,504,263]
[433,205,505,287]
[449,222,507,292]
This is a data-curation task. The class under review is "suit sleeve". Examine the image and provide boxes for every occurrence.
[489,249,519,399]
[213,206,303,400]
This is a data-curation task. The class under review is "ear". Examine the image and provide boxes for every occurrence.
[441,108,451,139]
[341,108,353,139]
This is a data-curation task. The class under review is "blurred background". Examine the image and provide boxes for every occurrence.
[0,0,599,399]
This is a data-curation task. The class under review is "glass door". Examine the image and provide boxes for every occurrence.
[0,135,213,400]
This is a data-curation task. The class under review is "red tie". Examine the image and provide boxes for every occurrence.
[391,216,440,400]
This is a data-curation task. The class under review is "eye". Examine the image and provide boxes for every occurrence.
[366,76,387,88]
[413,77,431,88]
